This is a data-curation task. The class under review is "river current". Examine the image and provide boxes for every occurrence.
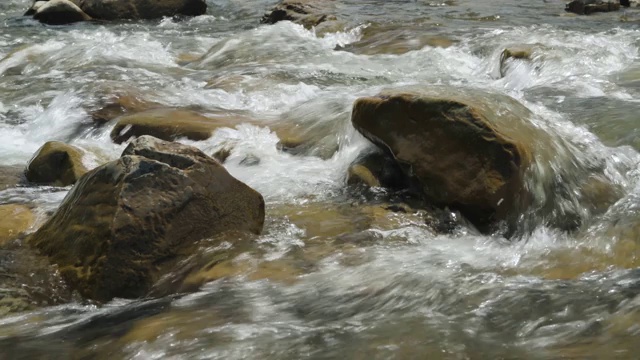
[1,0,640,359]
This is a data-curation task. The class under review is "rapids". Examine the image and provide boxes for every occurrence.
[1,0,640,358]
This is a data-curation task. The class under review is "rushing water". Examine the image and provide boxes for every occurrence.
[1,0,640,358]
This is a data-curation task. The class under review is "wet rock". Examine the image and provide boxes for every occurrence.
[28,136,265,301]
[347,164,380,188]
[212,146,233,163]
[24,1,47,16]
[270,201,429,242]
[351,86,556,231]
[500,45,536,77]
[78,0,206,20]
[31,0,91,25]
[25,141,88,186]
[0,165,26,190]
[336,24,457,55]
[272,98,349,159]
[0,244,72,316]
[239,154,261,166]
[260,0,337,28]
[0,205,34,245]
[110,108,244,144]
[346,151,410,190]
[91,93,162,125]
[565,0,621,15]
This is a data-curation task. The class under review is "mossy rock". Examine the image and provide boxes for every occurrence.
[28,136,265,301]
[25,141,88,186]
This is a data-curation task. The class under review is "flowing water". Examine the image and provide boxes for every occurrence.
[1,0,640,358]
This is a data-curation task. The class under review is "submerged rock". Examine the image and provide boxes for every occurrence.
[25,141,88,186]
[0,205,34,245]
[28,136,265,301]
[336,23,457,56]
[25,0,206,23]
[110,108,251,144]
[91,93,162,125]
[0,165,26,190]
[565,0,621,15]
[351,86,600,233]
[499,45,539,77]
[261,0,337,28]
[31,0,91,25]
[346,151,410,190]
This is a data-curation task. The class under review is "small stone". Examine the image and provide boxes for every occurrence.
[25,141,87,186]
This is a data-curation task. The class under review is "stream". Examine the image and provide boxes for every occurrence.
[1,0,640,358]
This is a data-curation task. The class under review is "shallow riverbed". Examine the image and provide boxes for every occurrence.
[1,0,640,358]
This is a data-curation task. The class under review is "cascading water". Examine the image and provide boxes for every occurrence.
[1,0,640,358]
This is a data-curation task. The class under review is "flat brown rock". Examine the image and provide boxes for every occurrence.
[110,108,249,144]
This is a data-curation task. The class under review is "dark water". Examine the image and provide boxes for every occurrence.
[1,0,640,358]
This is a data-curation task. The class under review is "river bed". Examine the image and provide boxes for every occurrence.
[1,0,640,359]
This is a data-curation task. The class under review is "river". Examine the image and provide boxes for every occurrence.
[1,0,640,358]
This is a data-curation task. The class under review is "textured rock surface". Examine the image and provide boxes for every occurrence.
[351,87,547,230]
[28,136,265,301]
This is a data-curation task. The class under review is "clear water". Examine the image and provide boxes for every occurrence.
[1,0,640,358]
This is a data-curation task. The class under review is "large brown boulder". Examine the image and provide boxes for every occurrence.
[261,0,336,28]
[32,0,91,24]
[25,141,88,186]
[351,86,600,232]
[28,136,265,301]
